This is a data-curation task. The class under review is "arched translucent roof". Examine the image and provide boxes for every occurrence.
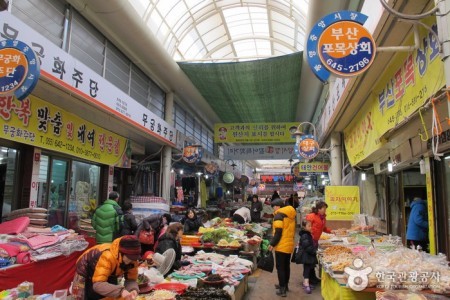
[128,0,309,62]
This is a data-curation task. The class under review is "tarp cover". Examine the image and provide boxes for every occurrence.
[178,52,303,123]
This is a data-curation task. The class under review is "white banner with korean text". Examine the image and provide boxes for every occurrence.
[223,145,295,160]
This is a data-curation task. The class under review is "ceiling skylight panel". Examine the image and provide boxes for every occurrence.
[234,40,257,56]
[252,22,269,35]
[129,0,148,18]
[178,29,199,54]
[273,43,293,54]
[205,35,228,52]
[191,3,216,20]
[156,0,177,18]
[196,16,223,36]
[149,9,163,33]
[255,40,271,56]
[228,23,253,39]
[210,45,233,59]
[165,1,188,28]
[202,27,227,48]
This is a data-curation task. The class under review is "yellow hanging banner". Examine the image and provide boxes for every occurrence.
[344,17,445,165]
[0,94,131,167]
[214,122,299,143]
[425,158,436,254]
[325,186,360,221]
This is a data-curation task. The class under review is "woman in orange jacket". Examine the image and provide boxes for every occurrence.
[305,201,332,285]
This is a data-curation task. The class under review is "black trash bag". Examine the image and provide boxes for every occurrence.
[257,251,274,272]
[291,244,303,264]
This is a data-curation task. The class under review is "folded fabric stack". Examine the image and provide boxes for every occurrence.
[6,208,48,228]
[78,218,96,236]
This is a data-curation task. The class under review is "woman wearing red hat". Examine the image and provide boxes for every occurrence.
[71,235,141,300]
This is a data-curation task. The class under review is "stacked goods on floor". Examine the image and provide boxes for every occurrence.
[6,208,48,228]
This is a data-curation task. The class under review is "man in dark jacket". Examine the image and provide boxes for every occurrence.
[250,195,262,223]
[120,201,138,236]
[92,191,123,244]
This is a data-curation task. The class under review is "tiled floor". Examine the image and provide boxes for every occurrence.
[244,262,323,299]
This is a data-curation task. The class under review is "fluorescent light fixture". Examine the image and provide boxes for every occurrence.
[322,180,326,185]
[205,175,209,179]
[171,168,174,173]
[387,157,393,172]
[308,184,312,189]
[361,172,366,181]
[1,149,7,153]
[179,169,184,175]
[321,174,325,178]
[196,171,202,176]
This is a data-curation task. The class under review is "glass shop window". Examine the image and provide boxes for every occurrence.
[0,147,19,221]
[68,161,101,232]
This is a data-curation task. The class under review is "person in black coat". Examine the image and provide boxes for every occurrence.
[155,222,183,274]
[299,220,318,294]
[182,209,203,234]
[250,195,263,223]
[135,213,163,254]
[120,201,138,236]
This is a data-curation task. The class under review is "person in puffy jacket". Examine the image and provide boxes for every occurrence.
[268,198,296,297]
[299,220,317,294]
[120,201,138,236]
[72,235,141,300]
[155,222,183,274]
[305,201,332,284]
[92,192,123,244]
[183,209,203,234]
[406,197,429,252]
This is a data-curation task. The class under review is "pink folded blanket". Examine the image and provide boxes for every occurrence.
[0,217,30,234]
[10,235,59,250]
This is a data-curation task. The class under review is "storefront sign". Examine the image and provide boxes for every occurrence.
[0,94,131,167]
[307,11,374,82]
[292,162,330,176]
[344,18,444,165]
[223,144,295,160]
[325,186,360,221]
[295,134,319,159]
[182,145,203,164]
[0,39,40,100]
[260,175,294,183]
[0,12,176,146]
[214,122,299,143]
[204,162,219,176]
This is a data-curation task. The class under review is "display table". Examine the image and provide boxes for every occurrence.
[0,237,95,294]
[232,273,248,300]
[321,270,375,300]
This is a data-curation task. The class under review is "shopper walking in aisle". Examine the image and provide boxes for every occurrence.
[406,196,429,252]
[120,201,138,236]
[298,220,318,294]
[71,235,141,300]
[268,198,296,297]
[250,194,263,223]
[92,191,124,244]
[232,206,252,224]
[306,201,332,284]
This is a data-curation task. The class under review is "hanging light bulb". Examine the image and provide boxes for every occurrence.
[387,157,393,172]
[205,174,209,179]
[180,169,184,175]
[171,168,174,173]
[361,172,366,181]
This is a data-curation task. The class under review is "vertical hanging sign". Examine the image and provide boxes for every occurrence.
[306,11,376,82]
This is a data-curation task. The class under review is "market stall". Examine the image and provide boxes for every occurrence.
[318,216,450,300]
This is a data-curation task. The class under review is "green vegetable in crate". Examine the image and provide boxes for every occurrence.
[201,228,231,244]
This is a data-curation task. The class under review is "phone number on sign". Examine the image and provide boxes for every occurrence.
[326,57,371,73]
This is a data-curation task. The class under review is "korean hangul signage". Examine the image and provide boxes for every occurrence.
[0,12,176,146]
[325,186,360,221]
[0,94,131,167]
[223,145,295,160]
[307,11,376,82]
[295,134,319,159]
[0,39,40,100]
[344,17,444,165]
[214,122,299,143]
[291,162,330,176]
[182,145,203,164]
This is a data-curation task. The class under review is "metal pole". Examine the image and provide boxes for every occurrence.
[161,92,174,204]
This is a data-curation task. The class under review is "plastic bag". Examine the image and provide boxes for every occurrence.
[257,251,274,272]
[291,244,303,264]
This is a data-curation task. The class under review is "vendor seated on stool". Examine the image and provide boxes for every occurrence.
[71,235,141,300]
[232,207,251,224]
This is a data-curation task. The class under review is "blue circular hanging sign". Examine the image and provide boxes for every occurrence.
[0,39,40,100]
[295,134,319,159]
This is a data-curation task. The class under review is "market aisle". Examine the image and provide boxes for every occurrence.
[244,262,323,299]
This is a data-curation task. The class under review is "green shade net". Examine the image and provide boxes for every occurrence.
[178,52,303,123]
